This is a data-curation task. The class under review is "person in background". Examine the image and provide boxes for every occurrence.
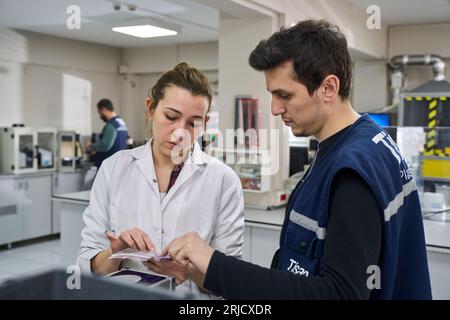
[161,19,432,300]
[88,99,129,168]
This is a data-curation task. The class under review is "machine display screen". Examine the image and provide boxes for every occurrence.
[367,113,390,127]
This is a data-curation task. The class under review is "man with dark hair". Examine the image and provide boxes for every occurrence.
[161,19,432,300]
[89,98,129,168]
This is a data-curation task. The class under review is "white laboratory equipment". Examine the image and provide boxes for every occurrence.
[57,131,84,172]
[0,126,57,174]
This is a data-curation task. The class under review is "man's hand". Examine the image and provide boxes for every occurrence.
[86,141,96,155]
[161,232,214,274]
[144,260,193,285]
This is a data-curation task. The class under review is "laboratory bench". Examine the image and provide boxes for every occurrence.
[422,215,450,299]
[52,190,90,266]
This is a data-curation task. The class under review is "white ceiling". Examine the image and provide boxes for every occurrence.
[0,0,449,48]
[348,0,450,26]
[0,0,219,47]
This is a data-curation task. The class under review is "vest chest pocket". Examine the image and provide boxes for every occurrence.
[279,210,325,276]
[285,219,318,257]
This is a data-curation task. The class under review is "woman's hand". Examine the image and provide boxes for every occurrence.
[106,228,155,253]
[92,228,155,275]
[161,232,214,274]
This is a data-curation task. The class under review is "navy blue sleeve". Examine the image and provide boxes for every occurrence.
[203,169,382,299]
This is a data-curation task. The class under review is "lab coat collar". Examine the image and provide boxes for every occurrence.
[130,139,208,166]
[130,140,159,196]
[130,139,209,205]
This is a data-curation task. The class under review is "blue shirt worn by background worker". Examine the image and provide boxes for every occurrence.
[278,114,432,299]
[93,116,128,168]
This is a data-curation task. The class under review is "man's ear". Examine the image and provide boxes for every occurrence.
[145,98,154,120]
[320,75,340,102]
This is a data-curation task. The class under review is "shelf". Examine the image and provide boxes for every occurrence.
[243,188,269,193]
[209,148,271,193]
[209,147,268,155]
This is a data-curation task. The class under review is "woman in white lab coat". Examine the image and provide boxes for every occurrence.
[78,63,244,295]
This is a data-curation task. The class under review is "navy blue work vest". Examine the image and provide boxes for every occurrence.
[278,114,432,299]
[95,116,128,168]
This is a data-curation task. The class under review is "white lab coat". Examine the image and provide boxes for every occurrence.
[77,140,244,297]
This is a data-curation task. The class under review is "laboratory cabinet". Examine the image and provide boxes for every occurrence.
[0,173,52,246]
[0,126,57,174]
[242,224,281,267]
[57,131,84,172]
[0,178,22,245]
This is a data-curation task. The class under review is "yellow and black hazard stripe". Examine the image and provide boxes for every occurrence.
[404,96,449,157]
[425,98,438,156]
[435,97,448,156]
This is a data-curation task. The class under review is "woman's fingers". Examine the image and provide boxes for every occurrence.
[142,233,155,251]
[129,230,147,251]
[117,228,154,251]
[105,231,118,241]
[119,232,136,249]
[106,231,127,253]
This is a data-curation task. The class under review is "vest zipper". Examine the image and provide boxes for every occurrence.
[303,144,320,183]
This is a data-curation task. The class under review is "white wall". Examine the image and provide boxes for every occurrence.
[120,73,144,143]
[0,60,24,126]
[0,28,121,136]
[0,28,27,126]
[122,42,218,73]
[247,0,388,59]
[352,61,388,112]
[389,23,450,58]
[21,30,121,73]
[21,64,121,134]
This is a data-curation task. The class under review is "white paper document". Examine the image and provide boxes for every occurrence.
[109,248,172,262]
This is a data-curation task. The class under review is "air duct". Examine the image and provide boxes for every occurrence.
[390,54,446,81]
[381,54,447,111]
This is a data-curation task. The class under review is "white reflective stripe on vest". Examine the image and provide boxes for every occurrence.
[384,179,417,222]
[289,210,327,240]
